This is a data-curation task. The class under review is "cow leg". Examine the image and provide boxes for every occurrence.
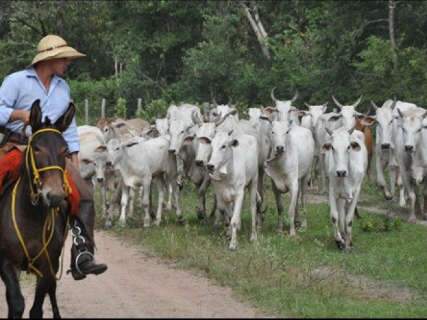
[250,180,258,242]
[345,184,359,251]
[119,185,129,226]
[423,178,427,220]
[141,178,152,227]
[319,154,327,194]
[272,182,284,233]
[329,182,344,248]
[257,168,265,217]
[229,191,245,250]
[99,182,108,227]
[397,173,407,208]
[299,175,308,229]
[213,195,224,228]
[376,150,392,199]
[166,182,173,211]
[172,182,183,223]
[128,187,135,219]
[288,181,298,237]
[155,177,166,226]
[197,174,210,220]
[0,257,25,318]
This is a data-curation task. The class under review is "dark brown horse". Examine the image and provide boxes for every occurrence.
[0,99,75,318]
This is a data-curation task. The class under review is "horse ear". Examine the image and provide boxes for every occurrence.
[55,102,76,132]
[30,99,43,132]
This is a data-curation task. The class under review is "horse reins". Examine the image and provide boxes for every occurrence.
[11,128,71,279]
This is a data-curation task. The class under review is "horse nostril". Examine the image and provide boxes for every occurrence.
[381,143,390,150]
[405,145,414,152]
[207,164,215,172]
[336,170,347,177]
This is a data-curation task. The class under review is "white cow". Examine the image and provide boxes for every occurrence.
[207,131,259,250]
[331,96,363,130]
[323,127,367,250]
[107,136,170,227]
[264,121,314,236]
[393,104,427,222]
[270,88,300,125]
[78,125,105,181]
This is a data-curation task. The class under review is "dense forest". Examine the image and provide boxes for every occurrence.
[1,0,427,122]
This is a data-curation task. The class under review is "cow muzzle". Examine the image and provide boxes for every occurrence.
[405,145,414,153]
[275,146,284,154]
[336,170,347,177]
[207,164,215,173]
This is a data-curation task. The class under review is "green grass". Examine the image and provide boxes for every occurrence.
[97,182,427,318]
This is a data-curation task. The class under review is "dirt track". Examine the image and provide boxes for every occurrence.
[0,231,267,318]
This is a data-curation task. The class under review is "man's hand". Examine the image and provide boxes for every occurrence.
[70,152,79,170]
[10,110,30,124]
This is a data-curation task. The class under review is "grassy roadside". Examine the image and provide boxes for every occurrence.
[100,183,427,318]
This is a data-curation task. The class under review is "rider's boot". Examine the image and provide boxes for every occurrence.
[67,201,108,280]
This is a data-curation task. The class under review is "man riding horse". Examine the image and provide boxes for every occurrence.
[0,35,107,280]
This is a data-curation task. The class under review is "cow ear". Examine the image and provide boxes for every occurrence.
[230,139,239,147]
[350,141,361,151]
[322,143,332,151]
[30,99,43,132]
[55,102,76,132]
[184,135,195,143]
[360,117,376,127]
[95,145,107,152]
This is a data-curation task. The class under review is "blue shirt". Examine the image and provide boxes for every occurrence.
[0,68,79,153]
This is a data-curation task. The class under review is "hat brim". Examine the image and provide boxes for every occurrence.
[30,46,86,66]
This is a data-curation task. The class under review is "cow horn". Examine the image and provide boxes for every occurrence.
[397,108,404,118]
[212,97,218,107]
[304,102,311,109]
[370,101,379,111]
[390,99,397,110]
[332,96,343,109]
[271,87,278,103]
[215,110,236,127]
[348,126,355,135]
[352,95,363,109]
[192,110,203,125]
[291,90,299,103]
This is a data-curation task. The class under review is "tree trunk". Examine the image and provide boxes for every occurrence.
[389,0,398,71]
[241,2,271,60]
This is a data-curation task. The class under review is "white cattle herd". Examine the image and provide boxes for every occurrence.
[78,90,427,251]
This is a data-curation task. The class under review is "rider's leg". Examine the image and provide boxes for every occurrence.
[65,160,108,280]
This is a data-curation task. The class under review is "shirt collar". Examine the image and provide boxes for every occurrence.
[25,67,63,84]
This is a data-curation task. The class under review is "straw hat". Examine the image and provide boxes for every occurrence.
[30,34,86,66]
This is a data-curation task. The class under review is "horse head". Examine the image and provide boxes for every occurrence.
[26,99,75,208]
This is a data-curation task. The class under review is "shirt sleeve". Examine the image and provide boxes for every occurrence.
[62,116,80,153]
[0,75,18,126]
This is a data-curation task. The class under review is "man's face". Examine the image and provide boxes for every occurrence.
[51,58,72,76]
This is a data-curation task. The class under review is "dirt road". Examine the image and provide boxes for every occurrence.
[0,231,267,318]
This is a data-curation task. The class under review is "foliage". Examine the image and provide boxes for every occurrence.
[1,0,427,120]
[114,97,128,119]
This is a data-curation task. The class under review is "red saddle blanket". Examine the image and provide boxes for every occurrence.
[0,148,80,215]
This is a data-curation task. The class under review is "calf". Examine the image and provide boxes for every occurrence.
[264,121,314,236]
[207,131,259,250]
[107,136,170,227]
[323,127,368,250]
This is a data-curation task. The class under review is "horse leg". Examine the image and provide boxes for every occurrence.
[48,280,61,319]
[0,257,25,318]
[29,276,50,318]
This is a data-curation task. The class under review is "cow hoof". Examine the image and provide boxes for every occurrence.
[408,216,417,224]
[228,243,237,251]
[177,216,185,225]
[335,240,345,250]
[104,220,113,229]
[384,192,393,201]
[250,233,257,242]
[196,209,205,221]
[154,219,161,227]
[143,218,151,228]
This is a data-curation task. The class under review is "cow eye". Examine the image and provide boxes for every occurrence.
[389,120,393,125]
[221,145,226,149]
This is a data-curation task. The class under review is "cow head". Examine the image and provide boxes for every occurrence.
[322,127,360,178]
[371,100,396,150]
[168,119,195,154]
[207,130,238,177]
[301,103,328,130]
[397,108,427,154]
[332,96,363,131]
[270,120,292,159]
[94,144,109,184]
[195,123,216,167]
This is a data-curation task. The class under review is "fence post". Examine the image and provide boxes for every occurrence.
[137,98,142,116]
[84,99,89,124]
[101,98,106,118]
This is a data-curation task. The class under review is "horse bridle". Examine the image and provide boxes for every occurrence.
[25,128,71,205]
